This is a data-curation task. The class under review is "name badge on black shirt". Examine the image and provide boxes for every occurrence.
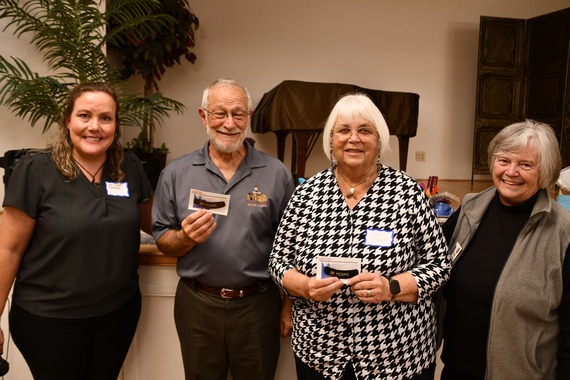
[106,182,130,197]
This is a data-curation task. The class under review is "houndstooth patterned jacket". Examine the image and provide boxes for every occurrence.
[270,165,450,380]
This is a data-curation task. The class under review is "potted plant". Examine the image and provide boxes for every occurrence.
[107,0,199,187]
[108,0,199,155]
[0,0,189,188]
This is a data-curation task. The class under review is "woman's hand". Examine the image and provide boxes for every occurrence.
[349,272,419,303]
[349,272,391,303]
[282,269,344,301]
[305,276,345,301]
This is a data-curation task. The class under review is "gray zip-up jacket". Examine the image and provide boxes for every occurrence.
[448,187,570,380]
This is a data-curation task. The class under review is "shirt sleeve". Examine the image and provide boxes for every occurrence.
[408,186,451,301]
[558,243,570,379]
[269,185,304,287]
[124,152,154,202]
[151,164,179,241]
[442,206,461,244]
[3,153,43,218]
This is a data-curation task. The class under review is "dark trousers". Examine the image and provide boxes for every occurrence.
[9,290,141,380]
[295,355,436,380]
[295,356,357,380]
[174,279,281,380]
[440,365,483,380]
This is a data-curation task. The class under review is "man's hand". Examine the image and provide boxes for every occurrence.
[156,209,217,257]
[179,209,217,244]
[0,327,3,354]
[280,297,292,338]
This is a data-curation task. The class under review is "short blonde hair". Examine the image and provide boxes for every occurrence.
[322,93,390,163]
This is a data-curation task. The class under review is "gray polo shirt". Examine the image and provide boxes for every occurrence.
[152,141,294,287]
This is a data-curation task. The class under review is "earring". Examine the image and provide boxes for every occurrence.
[329,131,334,167]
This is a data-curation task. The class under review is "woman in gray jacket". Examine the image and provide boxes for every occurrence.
[441,120,570,380]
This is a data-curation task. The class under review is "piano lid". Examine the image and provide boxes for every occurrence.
[251,80,419,137]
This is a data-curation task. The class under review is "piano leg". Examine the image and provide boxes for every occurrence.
[272,130,311,179]
[274,131,288,163]
[398,136,409,172]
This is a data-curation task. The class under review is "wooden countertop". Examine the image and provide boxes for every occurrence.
[139,244,177,266]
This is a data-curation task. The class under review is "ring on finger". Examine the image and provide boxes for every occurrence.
[366,289,372,297]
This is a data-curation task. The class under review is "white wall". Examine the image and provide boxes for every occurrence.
[133,0,570,180]
[2,0,569,205]
[0,2,568,378]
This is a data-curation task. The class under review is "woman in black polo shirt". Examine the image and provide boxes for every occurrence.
[0,82,153,379]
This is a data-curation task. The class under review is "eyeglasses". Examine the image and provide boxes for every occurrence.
[203,108,250,122]
[494,157,537,172]
[333,126,377,140]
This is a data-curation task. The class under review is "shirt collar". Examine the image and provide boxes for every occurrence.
[192,139,266,169]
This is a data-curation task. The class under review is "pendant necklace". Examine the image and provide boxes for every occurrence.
[336,166,377,198]
[74,158,105,188]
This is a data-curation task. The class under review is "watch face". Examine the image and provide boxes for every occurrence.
[389,279,401,295]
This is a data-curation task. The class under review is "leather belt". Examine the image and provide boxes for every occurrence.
[184,278,270,299]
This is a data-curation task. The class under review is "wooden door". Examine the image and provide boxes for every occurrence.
[472,8,570,176]
[472,16,526,176]
[525,8,570,168]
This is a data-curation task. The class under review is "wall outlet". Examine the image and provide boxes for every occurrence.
[415,151,426,162]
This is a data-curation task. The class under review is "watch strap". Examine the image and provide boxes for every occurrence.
[388,277,401,300]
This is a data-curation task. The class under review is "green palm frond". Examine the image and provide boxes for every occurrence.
[105,0,177,47]
[0,0,183,135]
[120,92,185,152]
[0,55,68,132]
[120,92,184,129]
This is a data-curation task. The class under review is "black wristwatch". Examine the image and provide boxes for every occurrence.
[388,277,401,300]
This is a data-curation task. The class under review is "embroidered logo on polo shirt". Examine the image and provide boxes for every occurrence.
[246,185,269,207]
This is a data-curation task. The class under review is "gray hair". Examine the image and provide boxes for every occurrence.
[488,119,561,189]
[201,78,252,111]
[322,93,391,163]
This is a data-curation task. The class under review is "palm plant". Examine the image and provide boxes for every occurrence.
[108,0,199,153]
[0,0,185,138]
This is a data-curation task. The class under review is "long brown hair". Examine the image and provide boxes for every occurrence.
[50,82,125,181]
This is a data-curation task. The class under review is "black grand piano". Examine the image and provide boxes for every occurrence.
[251,80,419,179]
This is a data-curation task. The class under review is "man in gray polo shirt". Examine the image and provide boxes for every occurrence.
[152,78,295,380]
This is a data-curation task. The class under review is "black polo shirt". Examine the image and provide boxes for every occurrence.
[4,151,153,318]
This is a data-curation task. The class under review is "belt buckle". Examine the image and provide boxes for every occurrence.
[221,288,244,299]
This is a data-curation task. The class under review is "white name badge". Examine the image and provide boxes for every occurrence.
[451,242,462,262]
[365,229,394,247]
[105,182,130,197]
